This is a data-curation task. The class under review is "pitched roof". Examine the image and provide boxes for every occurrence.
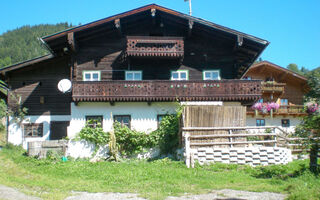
[1,4,269,75]
[43,4,268,45]
[0,54,54,74]
[242,60,307,81]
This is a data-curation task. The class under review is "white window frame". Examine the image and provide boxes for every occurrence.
[125,71,142,81]
[171,70,189,80]
[280,99,288,105]
[203,70,221,80]
[83,71,101,81]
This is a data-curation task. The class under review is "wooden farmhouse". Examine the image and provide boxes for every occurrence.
[0,4,270,148]
[243,61,308,132]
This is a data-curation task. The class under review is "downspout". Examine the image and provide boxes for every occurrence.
[38,38,55,55]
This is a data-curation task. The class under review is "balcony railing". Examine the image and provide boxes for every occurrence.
[261,81,286,93]
[247,105,306,116]
[126,36,184,58]
[72,80,261,102]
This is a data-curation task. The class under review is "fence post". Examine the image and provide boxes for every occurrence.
[273,127,277,147]
[229,129,233,148]
[185,133,190,168]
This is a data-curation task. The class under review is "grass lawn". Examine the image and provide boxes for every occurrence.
[0,128,5,146]
[0,145,319,200]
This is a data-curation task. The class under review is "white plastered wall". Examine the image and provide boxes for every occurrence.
[8,115,71,149]
[67,102,178,138]
[246,115,302,134]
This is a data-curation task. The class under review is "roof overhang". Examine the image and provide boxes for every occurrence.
[242,61,308,82]
[42,4,269,76]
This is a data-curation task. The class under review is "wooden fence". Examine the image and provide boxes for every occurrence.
[183,126,280,148]
[183,126,320,166]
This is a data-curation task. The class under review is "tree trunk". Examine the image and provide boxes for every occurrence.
[309,143,319,173]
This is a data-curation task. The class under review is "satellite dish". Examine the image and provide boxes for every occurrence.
[58,79,72,93]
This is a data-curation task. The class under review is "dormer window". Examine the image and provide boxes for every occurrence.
[83,71,101,81]
[171,70,188,80]
[125,71,142,80]
[203,70,220,80]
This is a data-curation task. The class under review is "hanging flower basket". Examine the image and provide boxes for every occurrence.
[305,102,319,114]
[252,102,280,118]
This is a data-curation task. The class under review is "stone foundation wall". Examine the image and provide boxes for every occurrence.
[190,147,292,166]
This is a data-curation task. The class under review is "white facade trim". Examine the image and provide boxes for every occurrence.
[68,102,177,138]
[8,115,70,149]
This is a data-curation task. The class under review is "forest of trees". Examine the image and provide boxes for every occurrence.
[0,23,72,68]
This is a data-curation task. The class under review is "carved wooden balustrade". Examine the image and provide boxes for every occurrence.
[126,36,184,57]
[261,81,286,93]
[72,80,261,102]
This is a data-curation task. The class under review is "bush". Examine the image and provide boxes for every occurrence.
[154,114,180,154]
[78,121,109,147]
[114,122,155,156]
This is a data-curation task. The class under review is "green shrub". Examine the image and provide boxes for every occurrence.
[153,114,180,154]
[114,122,154,156]
[46,150,64,161]
[251,164,289,178]
[78,120,109,147]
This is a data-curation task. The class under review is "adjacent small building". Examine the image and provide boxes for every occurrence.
[243,61,308,132]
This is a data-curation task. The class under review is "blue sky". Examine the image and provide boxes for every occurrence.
[2,0,320,70]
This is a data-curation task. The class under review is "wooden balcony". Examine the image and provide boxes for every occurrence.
[72,80,261,102]
[126,36,184,58]
[261,81,286,93]
[247,105,307,116]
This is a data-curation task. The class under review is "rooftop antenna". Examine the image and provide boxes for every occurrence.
[184,0,192,16]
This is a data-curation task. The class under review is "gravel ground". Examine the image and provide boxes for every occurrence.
[166,189,287,200]
[0,185,287,200]
[0,185,41,200]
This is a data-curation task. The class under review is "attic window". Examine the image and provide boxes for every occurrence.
[203,70,220,80]
[83,71,101,81]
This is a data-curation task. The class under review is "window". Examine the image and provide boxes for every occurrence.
[83,71,101,81]
[157,114,168,128]
[281,119,290,127]
[86,116,103,128]
[24,123,43,137]
[114,115,131,128]
[125,71,142,80]
[280,99,288,105]
[256,119,265,126]
[203,70,220,80]
[171,70,188,80]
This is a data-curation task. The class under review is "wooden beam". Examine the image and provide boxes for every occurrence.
[67,32,77,52]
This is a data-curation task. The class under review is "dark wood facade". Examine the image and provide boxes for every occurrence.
[1,4,269,116]
[5,56,71,115]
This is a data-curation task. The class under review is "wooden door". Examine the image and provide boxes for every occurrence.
[50,121,70,140]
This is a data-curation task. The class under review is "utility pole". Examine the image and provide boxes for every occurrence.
[184,0,192,16]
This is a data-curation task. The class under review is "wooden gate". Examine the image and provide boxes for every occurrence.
[182,106,246,147]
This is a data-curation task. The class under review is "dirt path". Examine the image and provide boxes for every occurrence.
[0,184,287,200]
[0,185,41,200]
